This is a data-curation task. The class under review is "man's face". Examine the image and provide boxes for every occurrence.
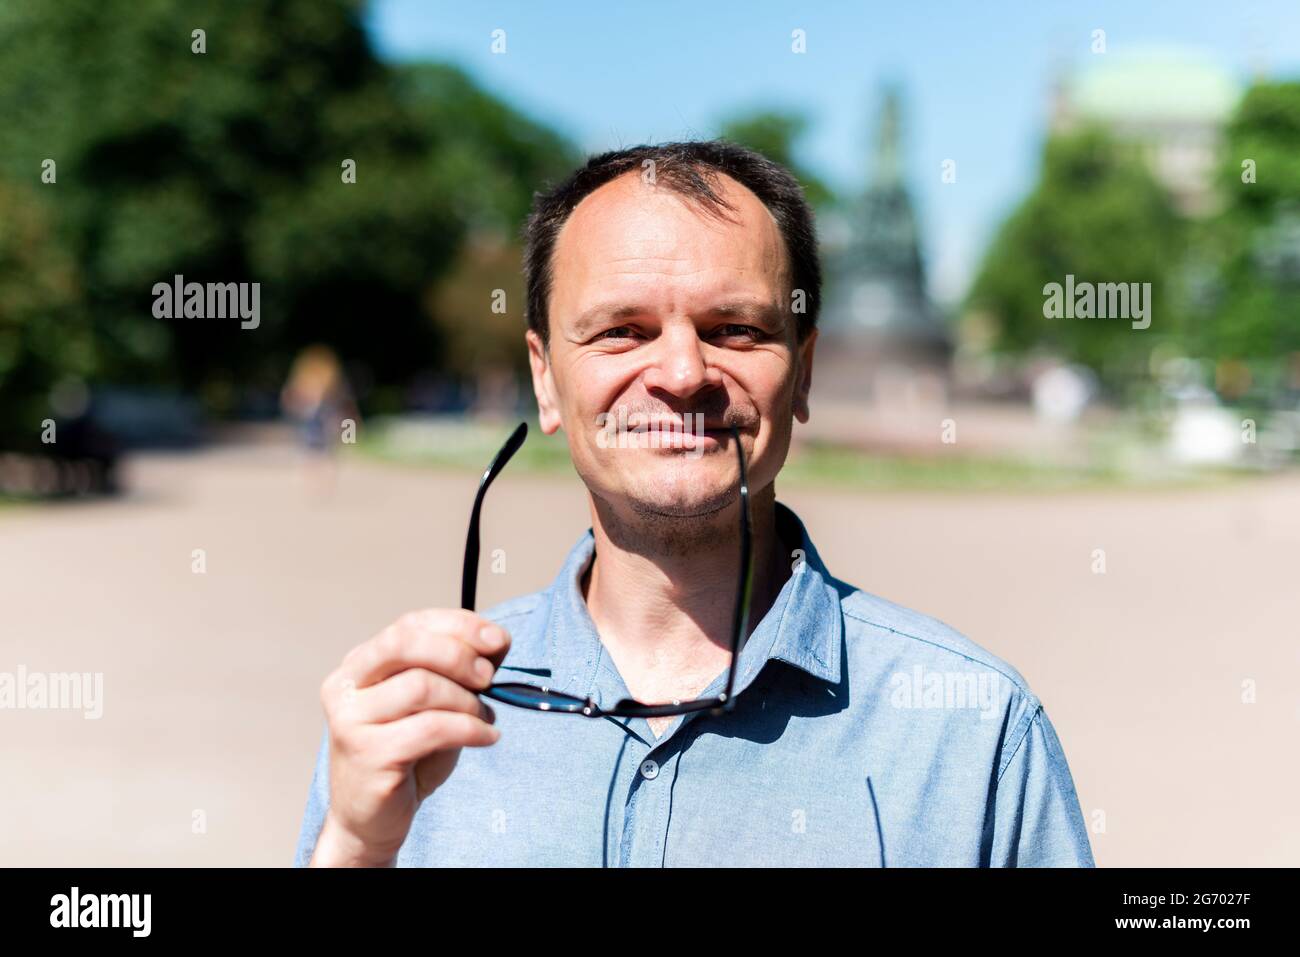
[527,170,816,522]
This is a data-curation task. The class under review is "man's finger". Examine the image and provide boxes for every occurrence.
[345,626,491,691]
[395,609,511,660]
[375,709,502,765]
[350,668,491,724]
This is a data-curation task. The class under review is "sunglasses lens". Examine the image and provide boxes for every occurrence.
[486,683,590,713]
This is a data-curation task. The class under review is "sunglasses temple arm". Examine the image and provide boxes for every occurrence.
[461,475,489,611]
[725,514,753,704]
[724,431,753,706]
[461,422,530,612]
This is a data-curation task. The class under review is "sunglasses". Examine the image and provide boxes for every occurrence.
[461,421,754,718]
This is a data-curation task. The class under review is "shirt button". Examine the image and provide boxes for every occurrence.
[639,759,659,780]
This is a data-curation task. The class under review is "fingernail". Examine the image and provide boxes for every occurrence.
[478,625,507,650]
[474,657,495,683]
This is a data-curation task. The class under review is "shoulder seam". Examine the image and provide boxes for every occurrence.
[842,604,1036,699]
[995,700,1044,784]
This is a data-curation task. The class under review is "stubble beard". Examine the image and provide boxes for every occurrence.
[591,461,738,558]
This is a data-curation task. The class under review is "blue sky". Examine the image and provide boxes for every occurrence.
[367,1,1300,305]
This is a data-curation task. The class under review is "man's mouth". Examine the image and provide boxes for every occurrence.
[629,419,730,433]
[627,421,735,451]
[649,430,722,449]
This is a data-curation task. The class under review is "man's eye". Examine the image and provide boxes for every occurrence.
[596,326,636,341]
[716,324,761,340]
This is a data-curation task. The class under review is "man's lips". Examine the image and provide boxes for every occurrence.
[643,430,720,449]
[620,424,739,450]
[628,420,733,432]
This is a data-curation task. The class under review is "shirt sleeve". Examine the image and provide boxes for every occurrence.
[989,701,1095,867]
[292,724,332,867]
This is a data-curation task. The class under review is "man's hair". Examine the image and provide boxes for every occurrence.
[522,140,821,348]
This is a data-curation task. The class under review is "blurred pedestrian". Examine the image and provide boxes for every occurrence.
[280,345,358,498]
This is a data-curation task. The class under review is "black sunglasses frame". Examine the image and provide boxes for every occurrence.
[461,421,753,719]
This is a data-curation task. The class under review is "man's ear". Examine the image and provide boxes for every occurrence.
[526,329,563,434]
[793,328,817,424]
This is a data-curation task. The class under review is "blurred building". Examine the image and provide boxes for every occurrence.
[816,86,953,407]
[1050,50,1242,217]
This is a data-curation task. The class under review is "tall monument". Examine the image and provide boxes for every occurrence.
[817,85,952,405]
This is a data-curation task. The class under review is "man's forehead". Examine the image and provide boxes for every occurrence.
[552,170,788,304]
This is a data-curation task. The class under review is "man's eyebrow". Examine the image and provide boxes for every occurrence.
[705,301,784,325]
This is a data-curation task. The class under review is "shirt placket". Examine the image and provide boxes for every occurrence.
[589,648,692,868]
[617,740,678,867]
[591,594,797,866]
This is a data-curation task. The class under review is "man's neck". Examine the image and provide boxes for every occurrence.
[580,484,791,735]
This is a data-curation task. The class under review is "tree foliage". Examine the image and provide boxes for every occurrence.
[0,0,578,442]
[717,109,834,209]
[1197,82,1300,361]
[965,126,1184,388]
[968,83,1300,394]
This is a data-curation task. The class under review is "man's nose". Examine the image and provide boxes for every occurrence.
[641,324,724,399]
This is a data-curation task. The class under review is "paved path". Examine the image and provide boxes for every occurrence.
[1,443,1296,866]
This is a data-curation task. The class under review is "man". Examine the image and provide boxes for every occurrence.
[294,141,1094,867]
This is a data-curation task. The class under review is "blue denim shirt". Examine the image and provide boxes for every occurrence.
[294,502,1094,867]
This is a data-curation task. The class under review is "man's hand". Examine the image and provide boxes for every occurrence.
[309,609,510,867]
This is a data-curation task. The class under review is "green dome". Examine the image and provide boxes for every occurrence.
[1069,49,1242,123]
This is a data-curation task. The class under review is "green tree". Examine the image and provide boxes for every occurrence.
[965,127,1185,390]
[0,180,87,439]
[718,110,834,208]
[1197,82,1300,363]
[0,0,577,441]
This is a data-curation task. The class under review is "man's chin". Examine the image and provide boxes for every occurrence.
[620,477,735,519]
[626,496,731,520]
[581,444,745,520]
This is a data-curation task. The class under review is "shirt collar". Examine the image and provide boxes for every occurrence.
[505,502,843,697]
